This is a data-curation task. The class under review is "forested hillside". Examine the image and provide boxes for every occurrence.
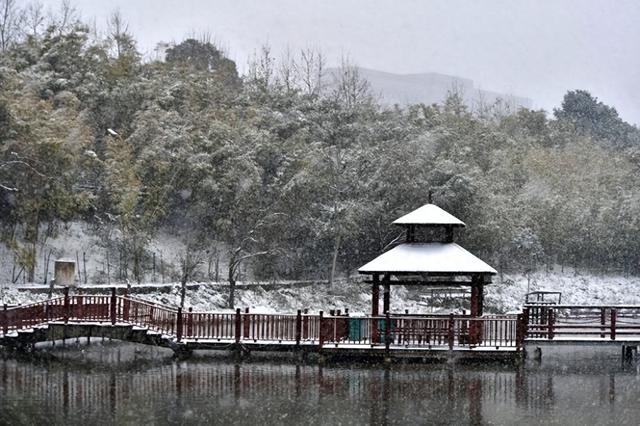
[1,3,640,296]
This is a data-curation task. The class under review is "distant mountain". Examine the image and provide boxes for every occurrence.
[327,67,533,110]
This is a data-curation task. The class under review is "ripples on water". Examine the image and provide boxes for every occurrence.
[1,342,639,425]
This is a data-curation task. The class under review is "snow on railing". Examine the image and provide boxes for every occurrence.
[2,289,524,350]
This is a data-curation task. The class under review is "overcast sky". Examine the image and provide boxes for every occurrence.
[66,0,640,124]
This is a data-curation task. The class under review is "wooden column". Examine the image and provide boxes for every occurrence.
[383,273,391,314]
[371,274,380,316]
[470,275,484,317]
[478,278,485,317]
[469,275,483,345]
[470,285,479,317]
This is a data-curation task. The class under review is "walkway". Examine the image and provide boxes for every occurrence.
[1,289,522,360]
[3,290,640,360]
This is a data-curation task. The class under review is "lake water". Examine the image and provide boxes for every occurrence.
[1,342,639,425]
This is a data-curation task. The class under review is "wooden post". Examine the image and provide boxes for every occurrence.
[547,308,554,340]
[63,287,70,323]
[295,309,302,347]
[123,289,130,322]
[235,308,242,343]
[243,308,250,339]
[470,277,480,317]
[478,282,484,317]
[303,308,309,340]
[384,311,391,352]
[371,274,380,315]
[319,311,324,348]
[470,277,482,344]
[77,296,83,320]
[448,313,455,350]
[372,274,380,345]
[110,287,116,325]
[516,313,524,351]
[187,307,193,337]
[383,274,391,314]
[2,304,7,335]
[610,309,617,341]
[600,308,606,338]
[523,307,530,340]
[176,307,183,342]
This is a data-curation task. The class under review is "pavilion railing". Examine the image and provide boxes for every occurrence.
[319,313,522,350]
[524,305,640,341]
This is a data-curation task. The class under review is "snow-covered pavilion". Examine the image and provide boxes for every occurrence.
[359,203,497,317]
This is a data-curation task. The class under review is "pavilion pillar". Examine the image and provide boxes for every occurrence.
[470,275,484,318]
[470,275,484,345]
[371,274,380,316]
[383,273,391,314]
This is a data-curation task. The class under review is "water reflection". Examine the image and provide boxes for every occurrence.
[1,347,640,425]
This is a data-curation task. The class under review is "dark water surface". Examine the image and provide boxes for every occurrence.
[1,343,639,425]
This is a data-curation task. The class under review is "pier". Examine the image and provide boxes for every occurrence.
[1,289,639,361]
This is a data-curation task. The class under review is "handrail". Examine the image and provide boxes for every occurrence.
[0,291,527,350]
[525,304,640,309]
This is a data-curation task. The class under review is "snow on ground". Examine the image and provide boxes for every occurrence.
[2,270,640,315]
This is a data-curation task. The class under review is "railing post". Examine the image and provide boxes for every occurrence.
[176,307,183,342]
[547,308,554,340]
[187,307,193,337]
[77,296,83,320]
[303,308,309,340]
[384,312,391,352]
[235,308,242,343]
[123,290,130,322]
[448,313,455,350]
[523,307,530,340]
[2,304,7,335]
[63,287,70,323]
[295,309,302,347]
[516,313,524,351]
[110,287,116,325]
[611,309,617,341]
[243,308,250,339]
[319,311,324,348]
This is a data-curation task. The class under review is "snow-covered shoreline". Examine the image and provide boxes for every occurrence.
[2,271,639,315]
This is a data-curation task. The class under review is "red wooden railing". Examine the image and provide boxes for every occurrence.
[1,289,528,350]
[319,313,522,349]
[524,305,640,341]
[122,296,178,336]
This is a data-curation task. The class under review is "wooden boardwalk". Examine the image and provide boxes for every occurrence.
[0,289,523,360]
[2,290,640,361]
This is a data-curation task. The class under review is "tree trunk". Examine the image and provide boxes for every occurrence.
[180,276,187,309]
[228,261,236,309]
[329,234,341,288]
[27,216,40,283]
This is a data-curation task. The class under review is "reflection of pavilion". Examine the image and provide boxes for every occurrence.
[359,203,497,319]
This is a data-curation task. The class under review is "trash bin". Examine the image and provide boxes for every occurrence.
[349,318,363,341]
[378,318,395,343]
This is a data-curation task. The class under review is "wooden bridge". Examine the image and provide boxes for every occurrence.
[1,289,640,361]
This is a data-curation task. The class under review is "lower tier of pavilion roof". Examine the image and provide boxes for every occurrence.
[358,242,497,277]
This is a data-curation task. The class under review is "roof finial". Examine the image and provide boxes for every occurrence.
[428,190,433,204]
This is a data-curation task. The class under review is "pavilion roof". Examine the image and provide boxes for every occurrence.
[392,204,465,227]
[358,243,497,275]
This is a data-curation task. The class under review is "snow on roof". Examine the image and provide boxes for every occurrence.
[358,243,497,275]
[393,204,465,227]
